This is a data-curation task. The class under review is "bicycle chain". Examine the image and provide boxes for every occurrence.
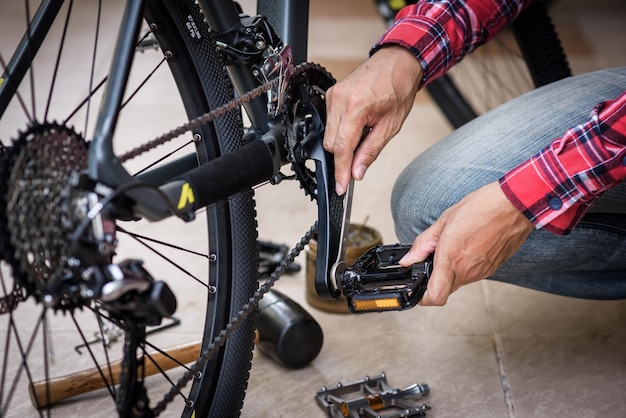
[111,63,324,415]
[153,221,317,416]
[119,79,275,162]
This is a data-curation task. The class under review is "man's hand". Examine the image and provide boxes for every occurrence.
[399,182,535,306]
[323,46,423,195]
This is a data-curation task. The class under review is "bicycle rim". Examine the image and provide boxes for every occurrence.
[0,0,256,417]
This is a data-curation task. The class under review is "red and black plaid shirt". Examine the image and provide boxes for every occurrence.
[375,0,626,234]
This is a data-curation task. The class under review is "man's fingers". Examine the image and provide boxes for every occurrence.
[419,262,454,306]
[329,140,354,195]
[399,221,442,267]
[323,107,354,194]
[351,126,386,181]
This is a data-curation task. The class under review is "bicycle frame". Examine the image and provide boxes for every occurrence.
[99,0,309,221]
[0,0,310,222]
[0,0,342,302]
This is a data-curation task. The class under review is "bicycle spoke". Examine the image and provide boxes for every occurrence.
[121,56,168,110]
[116,226,211,290]
[142,346,191,405]
[116,226,210,260]
[62,76,108,127]
[4,307,45,416]
[0,269,13,412]
[24,0,37,123]
[70,311,117,401]
[41,313,51,414]
[64,26,154,131]
[144,340,194,373]
[43,0,74,121]
[0,53,33,126]
[91,306,120,399]
[84,0,103,136]
[132,139,194,177]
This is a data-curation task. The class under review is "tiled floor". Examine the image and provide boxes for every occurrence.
[252,1,626,417]
[1,0,626,417]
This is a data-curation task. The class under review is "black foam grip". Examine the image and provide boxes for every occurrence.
[181,140,274,209]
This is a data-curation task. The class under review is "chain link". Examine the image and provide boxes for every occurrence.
[119,80,275,163]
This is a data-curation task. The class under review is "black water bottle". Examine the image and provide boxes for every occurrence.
[256,289,324,368]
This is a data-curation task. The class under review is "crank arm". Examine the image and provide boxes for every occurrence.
[338,244,433,313]
[293,79,350,300]
[310,137,347,299]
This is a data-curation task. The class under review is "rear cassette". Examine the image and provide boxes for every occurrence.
[1,122,92,309]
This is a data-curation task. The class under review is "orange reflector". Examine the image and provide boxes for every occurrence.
[353,298,400,311]
[367,393,384,411]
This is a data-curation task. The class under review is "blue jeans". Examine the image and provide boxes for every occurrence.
[391,68,626,299]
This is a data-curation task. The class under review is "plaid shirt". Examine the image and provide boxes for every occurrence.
[375,0,626,234]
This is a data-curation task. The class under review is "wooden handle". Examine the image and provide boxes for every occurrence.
[29,329,260,409]
[29,341,200,409]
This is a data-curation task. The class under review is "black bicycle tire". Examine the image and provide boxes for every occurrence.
[512,0,571,88]
[144,1,257,417]
[426,0,571,128]
[0,1,256,416]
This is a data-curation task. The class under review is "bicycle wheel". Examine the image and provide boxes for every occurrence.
[0,1,256,417]
[427,0,571,128]
[374,0,571,128]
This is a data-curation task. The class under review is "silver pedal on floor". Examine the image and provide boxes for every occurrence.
[315,372,430,417]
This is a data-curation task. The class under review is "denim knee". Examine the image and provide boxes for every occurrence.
[391,159,445,243]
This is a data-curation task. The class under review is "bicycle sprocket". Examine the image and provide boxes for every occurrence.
[0,122,94,310]
[284,63,335,200]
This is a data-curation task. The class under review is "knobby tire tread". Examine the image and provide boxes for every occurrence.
[145,1,257,417]
[512,0,572,87]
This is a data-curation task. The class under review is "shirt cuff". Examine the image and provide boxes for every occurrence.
[499,176,596,235]
[370,16,450,89]
[499,99,626,235]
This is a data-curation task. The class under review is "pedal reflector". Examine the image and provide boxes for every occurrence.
[352,297,401,312]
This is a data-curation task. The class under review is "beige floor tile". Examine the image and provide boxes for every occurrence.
[482,282,626,416]
[502,334,626,417]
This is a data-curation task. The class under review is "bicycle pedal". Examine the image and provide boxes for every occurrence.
[338,244,432,313]
[257,240,301,279]
[315,372,430,418]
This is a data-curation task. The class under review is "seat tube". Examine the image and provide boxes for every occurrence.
[199,0,310,133]
[257,0,310,64]
[199,0,273,132]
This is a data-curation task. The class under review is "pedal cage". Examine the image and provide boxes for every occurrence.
[315,372,430,418]
[339,244,432,313]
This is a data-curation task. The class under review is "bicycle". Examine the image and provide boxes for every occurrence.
[0,0,570,417]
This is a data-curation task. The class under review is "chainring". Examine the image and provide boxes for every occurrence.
[0,122,93,309]
[284,63,335,200]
